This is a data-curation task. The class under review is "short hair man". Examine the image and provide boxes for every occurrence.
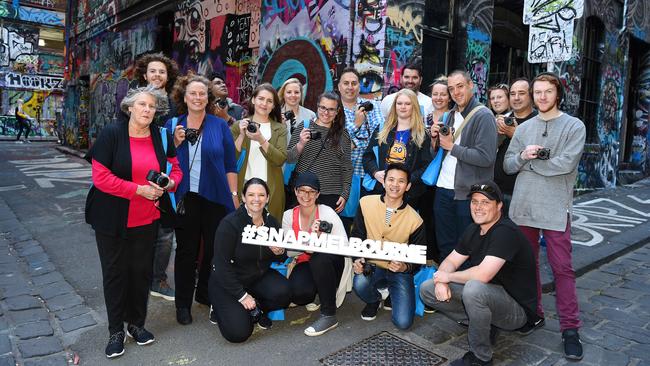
[493,78,538,213]
[504,72,586,360]
[338,67,384,178]
[209,71,245,123]
[380,62,433,118]
[420,182,539,366]
[352,163,426,330]
[432,70,497,261]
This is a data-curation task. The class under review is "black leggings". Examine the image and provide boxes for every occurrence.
[209,269,291,343]
[174,192,227,309]
[289,253,344,316]
[16,121,31,140]
[95,223,156,334]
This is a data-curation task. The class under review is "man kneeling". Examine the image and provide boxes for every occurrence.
[420,181,540,366]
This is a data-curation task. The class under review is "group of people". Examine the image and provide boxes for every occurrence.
[85,51,586,366]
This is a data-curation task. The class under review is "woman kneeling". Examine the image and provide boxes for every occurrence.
[209,178,290,343]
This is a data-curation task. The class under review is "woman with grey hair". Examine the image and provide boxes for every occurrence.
[85,85,182,359]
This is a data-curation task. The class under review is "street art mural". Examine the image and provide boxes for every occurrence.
[382,0,423,92]
[630,51,650,172]
[353,0,387,97]
[628,0,650,43]
[0,3,65,27]
[524,0,584,63]
[20,0,66,10]
[0,25,38,68]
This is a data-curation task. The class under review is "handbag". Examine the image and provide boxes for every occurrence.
[341,174,361,218]
[421,112,448,186]
[414,265,437,317]
[284,119,311,185]
[362,146,379,191]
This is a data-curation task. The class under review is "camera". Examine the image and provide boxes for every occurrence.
[247,121,260,133]
[318,220,333,234]
[217,98,228,109]
[504,116,516,126]
[439,124,453,136]
[536,147,551,160]
[146,170,169,188]
[283,110,296,121]
[359,101,374,112]
[362,262,376,277]
[249,303,263,324]
[184,128,199,145]
[308,129,322,140]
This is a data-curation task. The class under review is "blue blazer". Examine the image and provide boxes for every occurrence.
[166,114,236,212]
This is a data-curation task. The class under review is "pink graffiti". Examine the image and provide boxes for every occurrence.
[225,66,242,104]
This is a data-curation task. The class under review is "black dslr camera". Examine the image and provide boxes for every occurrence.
[308,129,322,140]
[362,262,376,277]
[359,101,374,112]
[249,303,263,323]
[504,116,517,126]
[536,148,551,160]
[283,110,296,122]
[146,170,169,188]
[217,98,228,109]
[438,123,453,136]
[184,128,199,145]
[318,220,333,234]
[247,121,260,133]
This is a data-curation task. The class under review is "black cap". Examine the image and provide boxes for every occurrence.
[294,171,320,191]
[467,181,503,202]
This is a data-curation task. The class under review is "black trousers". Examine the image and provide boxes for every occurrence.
[209,269,291,343]
[289,253,344,316]
[174,192,227,309]
[414,185,438,262]
[16,122,31,140]
[95,222,157,335]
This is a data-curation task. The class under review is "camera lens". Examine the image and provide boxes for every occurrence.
[359,101,374,112]
[284,110,295,120]
[439,125,450,136]
[247,122,258,133]
[309,130,321,140]
[217,99,228,109]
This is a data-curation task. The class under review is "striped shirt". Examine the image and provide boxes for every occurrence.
[287,121,353,200]
[344,98,384,176]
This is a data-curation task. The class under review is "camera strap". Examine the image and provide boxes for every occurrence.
[452,105,487,142]
[292,205,319,264]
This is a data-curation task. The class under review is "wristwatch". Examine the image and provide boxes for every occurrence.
[231,191,238,197]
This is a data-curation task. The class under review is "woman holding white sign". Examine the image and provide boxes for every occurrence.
[209,178,290,343]
[282,172,353,336]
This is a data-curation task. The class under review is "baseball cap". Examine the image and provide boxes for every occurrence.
[467,181,503,202]
[294,171,320,191]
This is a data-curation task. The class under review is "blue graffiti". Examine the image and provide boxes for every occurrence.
[386,27,416,65]
[18,6,64,26]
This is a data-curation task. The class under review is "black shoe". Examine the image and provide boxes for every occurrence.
[176,308,192,325]
[423,305,436,314]
[361,301,381,321]
[195,293,210,306]
[383,295,392,311]
[516,317,545,336]
[105,331,125,359]
[126,324,155,345]
[562,328,584,360]
[450,351,492,366]
[258,314,272,329]
[209,305,217,325]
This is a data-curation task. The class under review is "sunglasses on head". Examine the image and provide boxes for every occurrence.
[470,184,496,194]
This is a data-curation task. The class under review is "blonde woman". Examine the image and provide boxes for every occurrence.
[362,89,432,205]
[278,78,316,142]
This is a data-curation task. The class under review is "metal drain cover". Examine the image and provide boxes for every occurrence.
[320,331,447,366]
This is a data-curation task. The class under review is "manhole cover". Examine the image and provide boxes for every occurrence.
[320,331,447,366]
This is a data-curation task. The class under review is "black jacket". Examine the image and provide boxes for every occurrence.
[85,121,176,237]
[212,206,285,300]
[362,128,432,202]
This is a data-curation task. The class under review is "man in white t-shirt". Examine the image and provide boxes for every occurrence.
[380,62,433,118]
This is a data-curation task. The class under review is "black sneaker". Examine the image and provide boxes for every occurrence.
[449,351,492,366]
[209,305,218,325]
[361,301,381,321]
[516,317,545,336]
[176,307,192,325]
[105,331,125,358]
[423,305,436,314]
[562,328,584,360]
[258,314,272,329]
[126,324,155,346]
[383,295,392,311]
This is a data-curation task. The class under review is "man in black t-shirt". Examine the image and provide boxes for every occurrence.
[420,181,540,366]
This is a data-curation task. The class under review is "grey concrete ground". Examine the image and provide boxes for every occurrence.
[0,142,649,365]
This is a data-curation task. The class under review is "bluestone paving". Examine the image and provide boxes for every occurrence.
[14,321,53,340]
[23,355,69,366]
[38,281,74,300]
[0,334,11,354]
[17,337,63,358]
[31,272,64,287]
[4,295,41,311]
[59,314,96,333]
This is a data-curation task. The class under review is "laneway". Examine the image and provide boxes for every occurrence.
[0,142,649,365]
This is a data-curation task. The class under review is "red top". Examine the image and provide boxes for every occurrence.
[92,135,182,228]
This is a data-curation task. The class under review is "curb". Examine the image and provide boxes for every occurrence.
[53,146,87,160]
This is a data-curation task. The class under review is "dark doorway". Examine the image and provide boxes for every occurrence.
[489,4,532,87]
[623,38,650,172]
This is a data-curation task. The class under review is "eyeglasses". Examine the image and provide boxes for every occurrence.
[317,105,338,114]
[296,188,318,196]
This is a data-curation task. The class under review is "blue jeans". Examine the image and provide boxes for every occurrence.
[434,188,472,261]
[353,268,415,329]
